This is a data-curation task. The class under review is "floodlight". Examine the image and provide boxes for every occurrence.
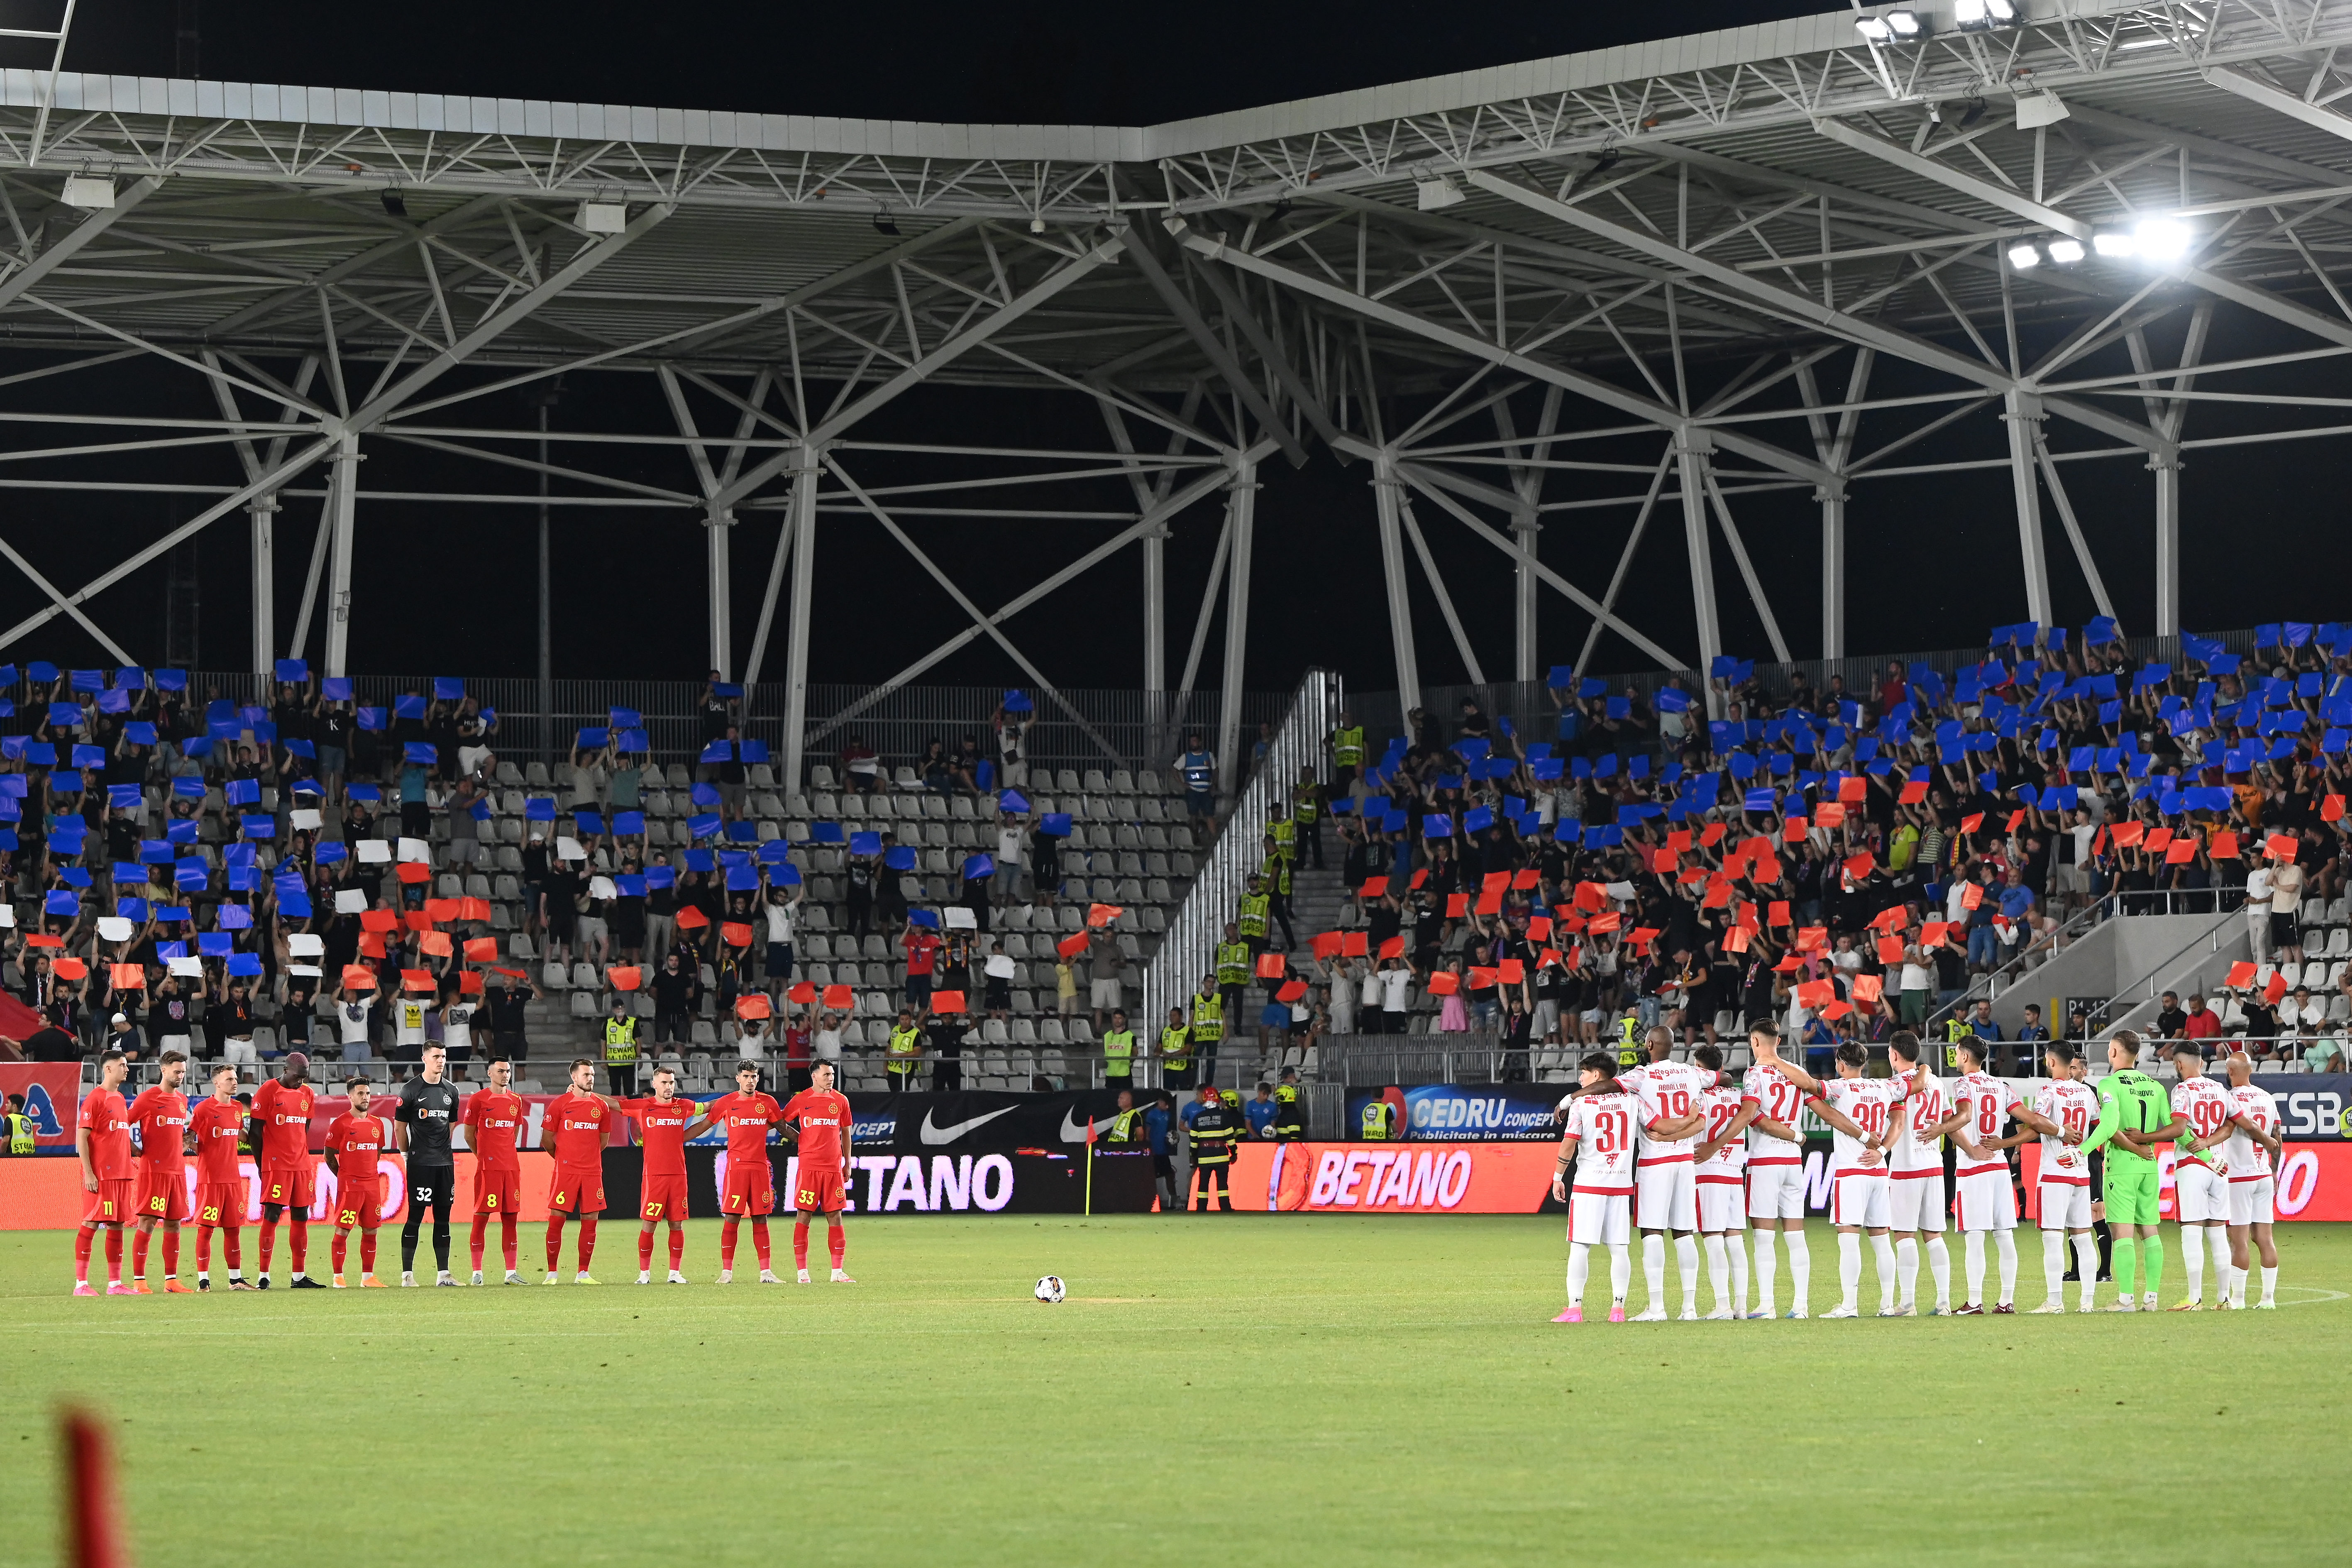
[872,209,900,237]
[577,201,628,234]
[61,174,115,209]
[2134,217,2192,263]
[2047,237,2086,264]
[1954,0,2017,31]
[1886,10,1924,38]
[1986,0,2018,17]
[2007,242,2041,269]
[1029,216,1047,234]
[2092,230,2137,258]
[1855,17,1892,40]
[1415,176,1465,212]
[380,188,408,219]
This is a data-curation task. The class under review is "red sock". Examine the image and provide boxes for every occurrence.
[105,1227,123,1283]
[162,1229,179,1279]
[667,1226,684,1270]
[638,1227,656,1272]
[223,1227,241,1270]
[720,1219,739,1271]
[501,1215,518,1270]
[132,1228,151,1280]
[470,1216,488,1272]
[288,1220,308,1274]
[545,1218,567,1272]
[361,1233,376,1274]
[752,1219,771,1271]
[576,1216,597,1272]
[74,1222,94,1283]
[828,1227,845,1271]
[793,1221,810,1270]
[196,1224,214,1273]
[258,1216,277,1273]
[332,1232,349,1272]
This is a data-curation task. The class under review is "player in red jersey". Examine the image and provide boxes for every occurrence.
[127,1051,197,1293]
[73,1049,135,1295]
[189,1065,255,1290]
[614,1065,698,1285]
[781,1059,856,1284]
[324,1080,393,1287]
[462,1057,528,1285]
[249,1053,325,1288]
[542,1058,615,1284]
[684,1062,784,1283]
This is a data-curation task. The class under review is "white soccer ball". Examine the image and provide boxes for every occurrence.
[1034,1274,1066,1304]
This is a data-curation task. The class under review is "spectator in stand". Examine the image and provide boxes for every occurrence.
[920,739,953,794]
[840,733,882,794]
[650,951,697,1049]
[1089,928,1128,1034]
[991,703,1033,790]
[2182,992,2223,1044]
[2154,992,2189,1039]
[1027,821,1061,908]
[901,921,942,1014]
[2269,851,2306,967]
[2245,859,2275,964]
[1176,733,1216,821]
[993,806,1025,906]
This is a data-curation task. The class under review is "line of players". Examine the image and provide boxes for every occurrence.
[71,1045,859,1293]
[1548,1023,2287,1322]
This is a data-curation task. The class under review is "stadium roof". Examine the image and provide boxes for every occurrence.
[6,0,2352,783]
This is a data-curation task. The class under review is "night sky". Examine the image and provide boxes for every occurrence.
[4,2,2347,695]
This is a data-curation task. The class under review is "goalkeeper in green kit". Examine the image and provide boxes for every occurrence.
[2078,1031,2195,1312]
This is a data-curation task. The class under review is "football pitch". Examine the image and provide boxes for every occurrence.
[3,1216,2347,1566]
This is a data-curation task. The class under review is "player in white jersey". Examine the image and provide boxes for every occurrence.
[1884,1033,1953,1316]
[1739,1023,1814,1319]
[2164,1043,2236,1309]
[1551,1053,1641,1323]
[1805,1042,1906,1318]
[1936,1038,2050,1314]
[1624,1029,1708,1322]
[2203,1053,2283,1308]
[2028,1043,2102,1312]
[1686,1043,1750,1320]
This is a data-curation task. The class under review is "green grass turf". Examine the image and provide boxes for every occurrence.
[2,1216,2347,1566]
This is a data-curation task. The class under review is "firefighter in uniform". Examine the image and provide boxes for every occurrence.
[886,1009,926,1094]
[602,994,641,1097]
[1215,921,1253,1036]
[1185,1084,1244,1211]
[1293,765,1324,869]
[1189,977,1225,1089]
[1360,1090,1399,1142]
[1272,1066,1305,1141]
[1160,1006,1194,1092]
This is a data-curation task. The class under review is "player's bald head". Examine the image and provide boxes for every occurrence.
[1645,1026,1674,1060]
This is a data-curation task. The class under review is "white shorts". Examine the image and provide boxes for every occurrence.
[1635,1160,1697,1231]
[1745,1161,1806,1221]
[1090,979,1123,1009]
[1696,1174,1748,1232]
[1831,1169,1890,1228]
[2174,1161,2226,1224]
[222,1037,258,1067]
[1531,999,1560,1038]
[1886,1170,1947,1232]
[2037,1180,2093,1231]
[1952,1168,2016,1232]
[1566,1189,1631,1247]
[2227,1175,2276,1227]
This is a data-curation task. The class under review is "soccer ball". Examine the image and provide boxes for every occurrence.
[1034,1275,1066,1304]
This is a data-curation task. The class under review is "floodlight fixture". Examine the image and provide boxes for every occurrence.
[61,174,115,209]
[872,209,900,236]
[2007,242,2041,269]
[2134,217,2192,263]
[577,200,628,234]
[1415,176,1465,211]
[380,188,407,219]
[2091,229,2137,258]
[2047,237,2086,264]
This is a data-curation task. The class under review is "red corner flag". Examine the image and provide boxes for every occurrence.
[64,1406,128,1568]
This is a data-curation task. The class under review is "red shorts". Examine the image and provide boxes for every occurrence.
[639,1173,689,1222]
[260,1164,317,1212]
[85,1177,136,1224]
[194,1182,245,1227]
[334,1177,383,1229]
[791,1165,848,1215]
[136,1169,191,1224]
[549,1169,606,1216]
[720,1164,774,1217]
[473,1169,521,1216]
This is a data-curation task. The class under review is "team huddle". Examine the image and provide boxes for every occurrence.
[69,1045,859,1294]
[1550,1024,2288,1322]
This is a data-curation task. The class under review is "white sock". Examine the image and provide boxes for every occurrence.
[1871,1234,1898,1310]
[1566,1243,1591,1310]
[1704,1236,1729,1312]
[1642,1234,1666,1311]
[1925,1236,1951,1308]
[1753,1231,1778,1316]
[1727,1231,1749,1314]
[1995,1230,2017,1305]
[2260,1265,2278,1304]
[2042,1229,2066,1303]
[1964,1230,1987,1305]
[1894,1236,1920,1307]
[1785,1231,1812,1312]
[1674,1235,1700,1313]
[2209,1229,2232,1301]
[1608,1243,1632,1304]
[2183,1227,2206,1302]
[1838,1231,1862,1311]
[2072,1235,2100,1310]
[2227,1264,2248,1302]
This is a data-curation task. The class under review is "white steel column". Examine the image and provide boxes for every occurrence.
[705,506,734,681]
[249,496,276,674]
[1511,515,1541,683]
[1215,459,1258,800]
[322,431,361,677]
[2152,456,2182,636]
[1675,430,1722,715]
[1371,453,1421,713]
[2002,390,2054,627]
[778,448,821,791]
[1141,519,1168,762]
[1819,489,1846,660]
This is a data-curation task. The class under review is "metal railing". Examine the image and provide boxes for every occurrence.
[1141,668,1342,1027]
